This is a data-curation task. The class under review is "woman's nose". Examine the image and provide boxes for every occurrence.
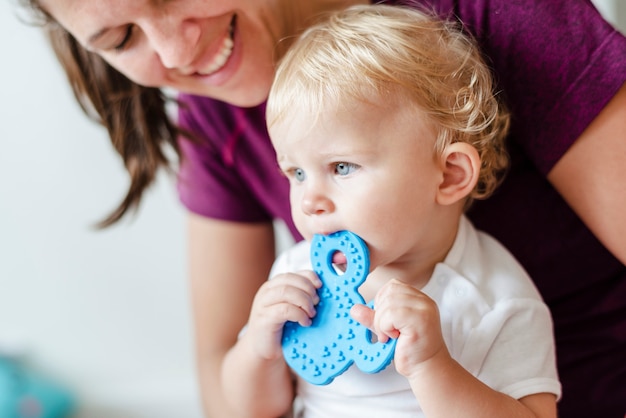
[146,18,201,69]
[301,190,334,216]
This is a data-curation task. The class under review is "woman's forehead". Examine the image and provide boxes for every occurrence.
[41,0,128,41]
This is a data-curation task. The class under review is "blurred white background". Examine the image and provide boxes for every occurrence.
[0,1,200,417]
[0,1,624,417]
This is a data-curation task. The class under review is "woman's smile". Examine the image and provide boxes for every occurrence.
[183,15,236,77]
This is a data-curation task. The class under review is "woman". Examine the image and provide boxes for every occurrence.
[21,0,626,416]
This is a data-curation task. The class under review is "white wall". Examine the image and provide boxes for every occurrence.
[593,0,626,29]
[0,1,623,418]
[0,2,201,417]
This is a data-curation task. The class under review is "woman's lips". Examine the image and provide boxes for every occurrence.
[196,25,234,75]
[185,15,236,77]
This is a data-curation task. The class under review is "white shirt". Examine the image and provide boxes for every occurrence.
[270,216,561,417]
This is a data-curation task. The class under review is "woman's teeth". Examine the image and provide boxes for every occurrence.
[197,34,234,75]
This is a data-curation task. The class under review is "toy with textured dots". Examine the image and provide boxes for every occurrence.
[281,230,397,385]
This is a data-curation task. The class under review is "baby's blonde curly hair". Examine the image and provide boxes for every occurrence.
[267,4,510,201]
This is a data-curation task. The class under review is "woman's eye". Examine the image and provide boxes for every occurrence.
[114,26,134,51]
[334,162,359,176]
[294,168,306,182]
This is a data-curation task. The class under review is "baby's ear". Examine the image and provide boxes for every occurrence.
[436,142,480,206]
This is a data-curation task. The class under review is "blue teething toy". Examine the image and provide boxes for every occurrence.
[281,230,397,385]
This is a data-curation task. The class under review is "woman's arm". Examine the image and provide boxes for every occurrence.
[548,82,626,266]
[187,214,278,417]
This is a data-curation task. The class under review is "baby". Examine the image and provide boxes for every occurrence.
[222,5,561,417]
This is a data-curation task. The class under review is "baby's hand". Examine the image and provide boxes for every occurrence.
[350,279,447,378]
[247,270,322,360]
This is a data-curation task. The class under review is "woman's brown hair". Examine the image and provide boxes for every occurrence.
[21,1,183,228]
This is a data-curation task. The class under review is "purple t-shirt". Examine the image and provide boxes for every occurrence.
[177,0,626,416]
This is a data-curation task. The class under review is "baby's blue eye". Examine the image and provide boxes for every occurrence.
[335,162,358,176]
[294,168,306,182]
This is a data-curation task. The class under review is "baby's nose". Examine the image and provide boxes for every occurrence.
[301,191,334,216]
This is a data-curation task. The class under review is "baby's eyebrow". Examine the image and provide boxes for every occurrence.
[275,154,289,166]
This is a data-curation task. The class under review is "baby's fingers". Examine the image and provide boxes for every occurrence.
[350,303,374,329]
[264,302,315,327]
[372,280,423,339]
[350,303,393,343]
[257,272,320,318]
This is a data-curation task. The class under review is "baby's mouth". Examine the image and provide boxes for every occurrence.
[332,251,348,272]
